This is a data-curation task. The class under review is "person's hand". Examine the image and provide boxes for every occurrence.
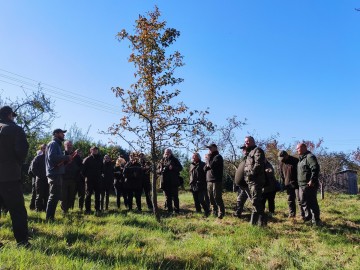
[307,180,314,187]
[169,165,173,170]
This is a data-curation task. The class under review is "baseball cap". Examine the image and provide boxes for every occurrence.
[205,143,217,149]
[52,128,67,135]
[0,106,17,118]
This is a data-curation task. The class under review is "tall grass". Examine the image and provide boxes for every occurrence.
[0,191,359,269]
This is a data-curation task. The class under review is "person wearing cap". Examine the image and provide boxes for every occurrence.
[189,152,210,216]
[28,144,48,212]
[157,149,183,214]
[243,136,267,226]
[296,143,321,226]
[278,150,304,218]
[61,140,82,214]
[45,128,74,220]
[82,146,103,214]
[233,145,250,218]
[204,143,225,219]
[0,106,30,247]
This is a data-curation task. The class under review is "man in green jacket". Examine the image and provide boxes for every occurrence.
[244,136,267,226]
[296,143,321,226]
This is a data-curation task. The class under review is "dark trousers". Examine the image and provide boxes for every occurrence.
[46,175,63,220]
[114,182,128,209]
[192,189,210,213]
[85,180,101,212]
[299,186,320,222]
[74,179,85,210]
[247,181,264,214]
[127,189,142,211]
[61,179,76,213]
[262,191,276,213]
[164,185,179,213]
[100,180,113,210]
[143,180,153,209]
[29,177,36,210]
[207,182,225,217]
[287,187,304,217]
[235,186,249,215]
[35,177,49,212]
[0,181,28,243]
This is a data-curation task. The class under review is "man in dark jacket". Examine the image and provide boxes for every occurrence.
[61,140,82,214]
[0,106,30,246]
[82,146,103,214]
[45,129,73,220]
[139,153,153,210]
[204,143,225,219]
[29,145,48,212]
[101,154,114,211]
[278,150,304,218]
[296,143,321,226]
[190,152,210,216]
[244,136,267,226]
[157,149,183,214]
[123,153,143,211]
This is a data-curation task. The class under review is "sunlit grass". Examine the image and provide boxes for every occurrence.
[0,191,359,269]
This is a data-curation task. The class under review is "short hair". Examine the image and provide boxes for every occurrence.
[164,149,172,157]
[192,152,201,160]
[245,136,255,144]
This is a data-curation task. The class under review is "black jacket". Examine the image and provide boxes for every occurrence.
[204,151,224,183]
[157,155,183,189]
[189,161,207,191]
[123,161,143,190]
[0,118,29,182]
[63,151,82,181]
[82,154,103,182]
[29,153,47,179]
[279,155,299,189]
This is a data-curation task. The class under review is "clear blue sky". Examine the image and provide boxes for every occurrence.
[1,1,359,153]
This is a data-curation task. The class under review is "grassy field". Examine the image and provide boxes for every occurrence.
[0,191,359,270]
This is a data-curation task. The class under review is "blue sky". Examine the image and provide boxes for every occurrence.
[1,1,359,153]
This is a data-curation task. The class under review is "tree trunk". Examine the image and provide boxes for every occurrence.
[151,166,160,222]
[320,182,325,200]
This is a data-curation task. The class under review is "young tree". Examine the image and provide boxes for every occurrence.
[109,6,213,220]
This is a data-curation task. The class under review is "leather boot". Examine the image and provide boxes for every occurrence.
[250,212,259,225]
[258,213,268,226]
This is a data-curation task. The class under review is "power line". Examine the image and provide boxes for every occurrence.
[0,68,123,115]
[0,79,121,115]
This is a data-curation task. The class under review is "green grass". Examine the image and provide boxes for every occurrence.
[1,191,359,270]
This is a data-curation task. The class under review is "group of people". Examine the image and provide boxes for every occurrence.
[0,105,321,248]
[28,132,154,218]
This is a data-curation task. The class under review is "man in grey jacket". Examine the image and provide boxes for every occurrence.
[45,129,74,220]
[0,106,30,247]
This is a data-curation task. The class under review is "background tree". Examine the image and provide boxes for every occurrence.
[109,6,213,220]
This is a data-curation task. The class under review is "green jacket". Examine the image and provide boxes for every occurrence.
[297,151,320,187]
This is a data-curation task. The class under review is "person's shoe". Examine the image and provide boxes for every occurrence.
[313,220,322,227]
[232,211,242,218]
[250,212,259,225]
[302,215,312,222]
[17,241,31,249]
[0,242,4,249]
[204,211,210,218]
[258,214,268,226]
[217,214,224,219]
